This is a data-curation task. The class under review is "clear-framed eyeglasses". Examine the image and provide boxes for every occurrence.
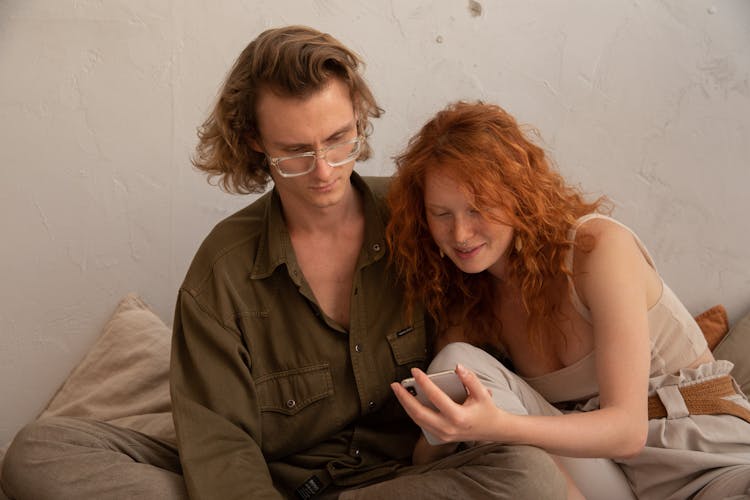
[267,135,364,178]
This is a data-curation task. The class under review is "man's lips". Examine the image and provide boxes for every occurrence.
[309,178,337,191]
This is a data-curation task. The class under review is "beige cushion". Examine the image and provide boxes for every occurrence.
[38,292,175,444]
[0,294,173,493]
[713,309,750,395]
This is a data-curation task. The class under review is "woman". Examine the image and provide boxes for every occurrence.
[386,101,750,500]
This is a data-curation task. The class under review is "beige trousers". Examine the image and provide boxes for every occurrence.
[1,415,565,500]
[1,417,185,500]
[430,342,750,500]
[618,360,750,500]
[335,442,565,500]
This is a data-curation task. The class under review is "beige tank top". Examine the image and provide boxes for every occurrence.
[521,214,708,404]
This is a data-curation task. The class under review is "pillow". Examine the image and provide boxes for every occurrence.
[695,304,729,350]
[38,293,175,444]
[713,309,750,395]
[0,294,173,494]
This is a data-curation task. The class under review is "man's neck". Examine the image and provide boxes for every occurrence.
[282,178,366,329]
[281,183,363,236]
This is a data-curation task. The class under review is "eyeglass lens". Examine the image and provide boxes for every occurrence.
[276,139,360,175]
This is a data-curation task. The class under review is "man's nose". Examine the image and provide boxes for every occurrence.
[311,153,333,177]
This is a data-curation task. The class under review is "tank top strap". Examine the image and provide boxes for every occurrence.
[566,213,658,323]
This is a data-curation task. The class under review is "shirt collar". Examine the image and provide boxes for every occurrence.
[250,172,387,280]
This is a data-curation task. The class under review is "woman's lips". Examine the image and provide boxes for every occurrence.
[453,244,482,259]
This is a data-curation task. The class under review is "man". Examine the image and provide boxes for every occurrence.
[1,26,565,500]
[170,25,565,499]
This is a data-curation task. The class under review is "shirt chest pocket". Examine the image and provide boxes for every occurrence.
[256,363,334,415]
[255,364,335,457]
[386,325,428,380]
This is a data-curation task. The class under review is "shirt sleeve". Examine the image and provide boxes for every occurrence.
[170,288,282,500]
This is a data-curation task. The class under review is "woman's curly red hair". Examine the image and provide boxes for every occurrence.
[386,101,607,353]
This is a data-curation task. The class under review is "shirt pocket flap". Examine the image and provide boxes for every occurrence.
[387,325,427,366]
[255,364,333,416]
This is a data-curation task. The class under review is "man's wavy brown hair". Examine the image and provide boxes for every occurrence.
[386,101,607,352]
[193,25,382,194]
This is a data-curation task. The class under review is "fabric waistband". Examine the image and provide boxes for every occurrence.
[647,374,750,424]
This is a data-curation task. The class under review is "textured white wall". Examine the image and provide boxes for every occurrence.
[1,0,748,444]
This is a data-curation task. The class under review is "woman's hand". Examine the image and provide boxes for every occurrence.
[391,364,513,445]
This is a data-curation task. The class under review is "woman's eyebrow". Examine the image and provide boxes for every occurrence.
[425,203,449,211]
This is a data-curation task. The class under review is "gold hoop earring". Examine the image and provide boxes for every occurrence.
[514,235,523,253]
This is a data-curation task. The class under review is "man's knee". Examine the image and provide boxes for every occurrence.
[2,416,185,500]
[2,416,96,498]
[2,419,51,497]
[481,444,567,499]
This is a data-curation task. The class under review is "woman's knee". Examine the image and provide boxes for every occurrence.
[429,342,487,373]
[429,342,531,415]
[429,342,516,386]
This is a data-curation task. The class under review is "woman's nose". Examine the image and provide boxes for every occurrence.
[453,217,473,242]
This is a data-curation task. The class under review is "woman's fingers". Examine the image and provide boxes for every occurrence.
[391,381,445,431]
[455,364,493,400]
[392,365,502,445]
[410,368,465,413]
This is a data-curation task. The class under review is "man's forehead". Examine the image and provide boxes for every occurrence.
[254,80,356,147]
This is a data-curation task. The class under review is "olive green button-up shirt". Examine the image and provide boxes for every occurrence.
[170,174,428,499]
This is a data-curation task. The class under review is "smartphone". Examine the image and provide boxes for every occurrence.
[400,370,468,410]
[401,370,468,445]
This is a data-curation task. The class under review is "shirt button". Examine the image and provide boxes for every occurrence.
[286,399,296,408]
[355,344,362,352]
[372,243,381,252]
[368,401,375,409]
[354,449,360,456]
